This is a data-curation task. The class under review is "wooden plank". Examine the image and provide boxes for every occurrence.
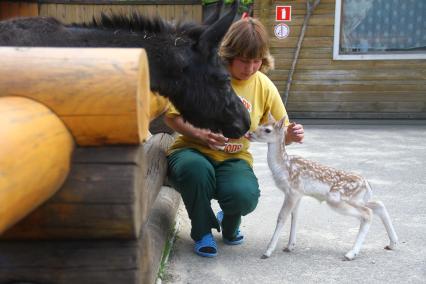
[0,241,141,275]
[39,3,49,17]
[273,0,336,4]
[32,3,201,23]
[139,186,181,284]
[254,2,335,15]
[0,47,151,146]
[0,2,5,19]
[1,133,175,240]
[167,4,175,19]
[72,146,142,163]
[1,163,137,240]
[192,4,202,22]
[269,69,426,81]
[0,97,73,235]
[288,111,426,119]
[51,164,137,204]
[265,14,335,26]
[0,186,180,284]
[58,4,73,23]
[286,101,426,113]
[271,47,333,59]
[17,2,27,17]
[92,4,112,18]
[174,5,184,21]
[156,5,167,19]
[274,83,423,94]
[6,1,20,19]
[179,4,193,21]
[270,37,334,48]
[30,2,39,16]
[55,3,68,22]
[108,5,126,16]
[75,3,85,23]
[287,92,426,103]
[135,5,158,17]
[277,25,334,37]
[273,59,426,70]
[275,81,426,92]
[0,2,5,20]
[47,3,57,20]
[37,0,200,3]
[82,3,94,23]
[137,133,176,234]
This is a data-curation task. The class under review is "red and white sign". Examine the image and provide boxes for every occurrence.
[276,6,291,21]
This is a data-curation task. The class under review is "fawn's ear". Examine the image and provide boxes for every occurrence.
[267,112,276,123]
[275,115,287,130]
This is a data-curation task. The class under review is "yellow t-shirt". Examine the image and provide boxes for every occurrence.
[166,71,289,166]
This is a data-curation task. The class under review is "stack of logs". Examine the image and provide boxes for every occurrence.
[0,47,179,283]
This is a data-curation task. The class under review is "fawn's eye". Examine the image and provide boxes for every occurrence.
[265,128,272,133]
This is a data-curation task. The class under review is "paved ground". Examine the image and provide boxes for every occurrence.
[162,121,426,284]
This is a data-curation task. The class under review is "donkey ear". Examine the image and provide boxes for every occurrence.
[203,0,224,26]
[196,0,238,57]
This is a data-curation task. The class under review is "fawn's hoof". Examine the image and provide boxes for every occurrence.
[261,254,270,259]
[385,244,395,250]
[283,244,296,252]
[385,241,397,250]
[344,251,357,261]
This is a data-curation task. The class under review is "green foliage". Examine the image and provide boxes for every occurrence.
[202,0,253,13]
[202,0,221,4]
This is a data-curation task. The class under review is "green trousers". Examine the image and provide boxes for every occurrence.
[167,148,260,241]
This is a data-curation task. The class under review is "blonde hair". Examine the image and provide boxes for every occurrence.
[219,17,274,73]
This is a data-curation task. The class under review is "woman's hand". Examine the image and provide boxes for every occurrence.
[164,115,228,150]
[285,122,304,144]
[197,129,229,150]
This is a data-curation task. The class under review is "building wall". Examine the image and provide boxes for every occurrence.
[0,1,202,23]
[254,0,426,119]
[0,1,38,20]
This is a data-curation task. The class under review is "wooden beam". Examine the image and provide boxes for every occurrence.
[0,186,181,284]
[0,47,157,146]
[1,133,175,240]
[37,0,201,4]
[0,96,74,234]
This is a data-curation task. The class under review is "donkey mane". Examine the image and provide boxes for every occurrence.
[76,13,205,40]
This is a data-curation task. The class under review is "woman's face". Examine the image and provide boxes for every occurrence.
[229,57,262,80]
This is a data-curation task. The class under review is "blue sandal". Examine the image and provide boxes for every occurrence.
[194,233,217,258]
[217,211,244,245]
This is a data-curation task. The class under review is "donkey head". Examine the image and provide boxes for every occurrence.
[163,0,250,139]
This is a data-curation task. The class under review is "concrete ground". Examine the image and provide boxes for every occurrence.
[162,121,426,284]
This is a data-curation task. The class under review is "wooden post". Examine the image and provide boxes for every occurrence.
[0,96,74,234]
[0,47,157,146]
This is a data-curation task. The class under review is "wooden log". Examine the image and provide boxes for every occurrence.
[0,186,181,284]
[0,96,74,234]
[1,133,175,240]
[0,47,162,146]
